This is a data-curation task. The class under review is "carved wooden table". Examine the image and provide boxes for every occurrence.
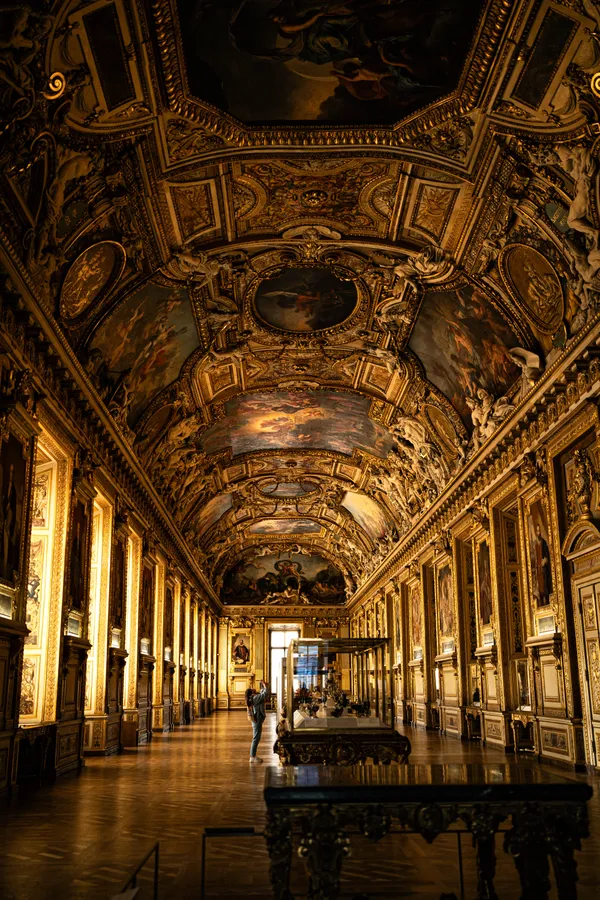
[273,727,411,766]
[264,764,592,900]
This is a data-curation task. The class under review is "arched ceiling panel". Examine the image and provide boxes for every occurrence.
[408,284,522,427]
[12,0,589,609]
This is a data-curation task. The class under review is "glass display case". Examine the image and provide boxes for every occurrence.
[275,638,411,765]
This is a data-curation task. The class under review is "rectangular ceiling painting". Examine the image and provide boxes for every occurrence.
[248,519,321,534]
[177,1,480,126]
[200,391,394,458]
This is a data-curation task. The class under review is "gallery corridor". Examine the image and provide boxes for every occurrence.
[0,712,598,900]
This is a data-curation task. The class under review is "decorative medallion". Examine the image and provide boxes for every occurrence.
[60,242,126,321]
[253,266,358,333]
[424,404,462,458]
[499,244,564,335]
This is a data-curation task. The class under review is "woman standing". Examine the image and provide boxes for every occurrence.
[246,680,268,764]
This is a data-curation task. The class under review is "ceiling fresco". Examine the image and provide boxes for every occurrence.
[176,0,482,125]
[342,491,390,540]
[10,0,596,608]
[409,285,522,427]
[199,391,395,458]
[88,283,199,427]
[254,266,358,332]
[222,551,346,605]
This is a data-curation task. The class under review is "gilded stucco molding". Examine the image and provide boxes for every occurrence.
[0,237,220,611]
[349,317,600,611]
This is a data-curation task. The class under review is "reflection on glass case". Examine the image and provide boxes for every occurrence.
[275,638,411,765]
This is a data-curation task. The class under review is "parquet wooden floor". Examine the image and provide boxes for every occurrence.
[0,714,598,899]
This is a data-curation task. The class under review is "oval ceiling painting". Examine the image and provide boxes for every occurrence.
[254,266,358,333]
[60,241,125,321]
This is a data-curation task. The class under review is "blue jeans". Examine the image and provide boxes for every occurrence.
[250,718,263,758]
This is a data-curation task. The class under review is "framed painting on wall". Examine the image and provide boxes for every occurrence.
[410,584,422,652]
[437,565,454,638]
[394,589,402,665]
[526,496,554,609]
[67,498,89,613]
[231,631,251,670]
[477,541,493,627]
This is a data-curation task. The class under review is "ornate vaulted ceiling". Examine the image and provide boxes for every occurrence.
[2,0,598,609]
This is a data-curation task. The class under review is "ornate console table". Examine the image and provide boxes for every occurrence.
[264,764,592,900]
[273,728,411,766]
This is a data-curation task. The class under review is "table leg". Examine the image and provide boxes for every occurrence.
[468,812,499,900]
[547,812,585,900]
[504,808,551,900]
[265,808,294,900]
[550,839,579,900]
[298,806,349,900]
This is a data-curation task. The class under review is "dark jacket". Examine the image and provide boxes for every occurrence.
[250,685,268,723]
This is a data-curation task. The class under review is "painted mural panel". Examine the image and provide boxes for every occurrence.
[261,481,319,496]
[177,1,480,126]
[200,390,394,458]
[438,564,454,636]
[19,657,37,717]
[254,267,357,332]
[342,491,389,539]
[222,551,345,605]
[511,8,578,110]
[31,471,50,528]
[198,493,233,534]
[89,283,199,425]
[248,518,320,534]
[409,285,520,427]
[477,541,492,626]
[26,539,44,647]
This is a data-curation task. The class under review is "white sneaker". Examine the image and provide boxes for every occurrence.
[249,756,263,764]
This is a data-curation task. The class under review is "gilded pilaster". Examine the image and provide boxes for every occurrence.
[152,556,166,732]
